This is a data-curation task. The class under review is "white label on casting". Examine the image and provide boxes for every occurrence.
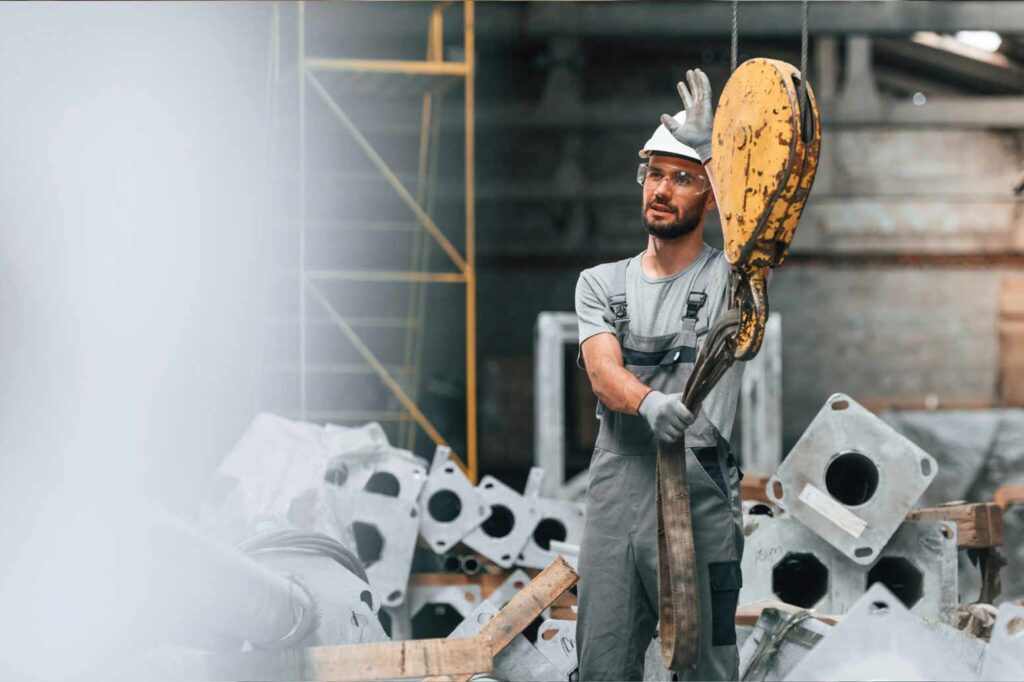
[799,483,868,538]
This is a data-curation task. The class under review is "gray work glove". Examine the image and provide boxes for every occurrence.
[660,68,714,163]
[639,390,696,444]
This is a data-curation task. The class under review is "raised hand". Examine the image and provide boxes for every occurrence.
[660,68,714,163]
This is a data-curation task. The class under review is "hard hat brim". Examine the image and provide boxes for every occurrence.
[639,149,703,163]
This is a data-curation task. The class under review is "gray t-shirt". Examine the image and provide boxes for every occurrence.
[575,244,744,442]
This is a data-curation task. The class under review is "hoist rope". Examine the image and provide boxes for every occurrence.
[731,0,738,74]
[799,0,809,110]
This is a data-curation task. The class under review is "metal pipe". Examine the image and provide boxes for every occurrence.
[159,516,318,649]
[460,555,482,575]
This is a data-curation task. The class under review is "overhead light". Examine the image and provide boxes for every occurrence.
[912,31,1009,67]
[954,31,1002,53]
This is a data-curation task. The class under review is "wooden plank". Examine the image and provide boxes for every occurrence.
[906,502,1004,548]
[857,395,997,413]
[999,276,1024,406]
[138,636,492,682]
[550,588,578,608]
[305,57,469,78]
[475,556,578,651]
[999,319,1024,406]
[549,605,578,621]
[1000,276,1024,318]
[736,600,840,627]
[433,556,579,682]
[740,474,772,504]
[410,572,509,601]
[995,484,1024,510]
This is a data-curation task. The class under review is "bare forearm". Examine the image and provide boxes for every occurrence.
[588,362,652,416]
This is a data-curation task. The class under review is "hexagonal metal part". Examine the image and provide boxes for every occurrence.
[866,556,924,609]
[767,393,938,564]
[343,490,420,608]
[771,552,829,609]
[740,515,958,623]
[417,446,491,554]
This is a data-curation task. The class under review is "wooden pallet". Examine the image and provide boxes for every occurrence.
[906,502,1004,549]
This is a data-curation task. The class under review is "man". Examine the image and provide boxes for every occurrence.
[574,69,746,681]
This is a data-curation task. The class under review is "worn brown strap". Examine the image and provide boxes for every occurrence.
[657,436,701,670]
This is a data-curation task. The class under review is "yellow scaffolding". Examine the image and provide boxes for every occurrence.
[294,1,477,480]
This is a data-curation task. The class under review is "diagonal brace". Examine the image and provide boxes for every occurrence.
[306,279,455,457]
[304,69,469,275]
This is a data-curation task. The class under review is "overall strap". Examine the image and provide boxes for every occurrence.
[677,253,717,350]
[601,256,633,340]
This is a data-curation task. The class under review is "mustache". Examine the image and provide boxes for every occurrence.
[646,199,675,213]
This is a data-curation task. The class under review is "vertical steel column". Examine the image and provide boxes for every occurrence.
[297,1,308,420]
[464,0,477,482]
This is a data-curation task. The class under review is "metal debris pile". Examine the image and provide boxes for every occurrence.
[197,413,584,680]
[173,390,1023,681]
[660,393,1019,682]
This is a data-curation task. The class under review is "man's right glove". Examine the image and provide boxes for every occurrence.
[660,68,714,164]
[638,390,696,444]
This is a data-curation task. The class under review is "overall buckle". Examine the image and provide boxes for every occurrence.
[608,294,629,320]
[684,291,707,319]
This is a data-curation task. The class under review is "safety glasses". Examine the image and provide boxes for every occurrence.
[637,163,711,195]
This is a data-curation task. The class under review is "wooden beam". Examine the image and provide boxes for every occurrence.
[137,636,493,682]
[305,58,468,77]
[428,556,579,682]
[995,484,1024,510]
[409,572,513,602]
[741,473,772,505]
[906,502,1004,548]
[999,276,1024,406]
[735,600,840,628]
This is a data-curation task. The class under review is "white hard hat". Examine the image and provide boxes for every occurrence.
[638,110,701,163]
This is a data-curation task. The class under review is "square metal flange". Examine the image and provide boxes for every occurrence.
[766,393,938,565]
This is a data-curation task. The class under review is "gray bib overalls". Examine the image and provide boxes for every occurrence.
[576,256,745,681]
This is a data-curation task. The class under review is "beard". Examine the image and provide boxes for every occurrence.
[641,200,704,240]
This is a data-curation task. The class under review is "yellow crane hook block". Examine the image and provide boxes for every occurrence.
[711,58,821,359]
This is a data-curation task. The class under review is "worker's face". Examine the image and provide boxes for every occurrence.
[640,155,715,241]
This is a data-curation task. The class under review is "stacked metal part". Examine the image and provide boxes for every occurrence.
[419,447,585,571]
[739,393,954,621]
[731,584,1024,681]
[725,393,1024,681]
[205,413,584,658]
[445,570,579,681]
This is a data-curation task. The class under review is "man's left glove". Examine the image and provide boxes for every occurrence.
[660,68,714,164]
[639,390,697,444]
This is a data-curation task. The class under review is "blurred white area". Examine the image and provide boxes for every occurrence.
[955,30,1003,53]
[0,2,270,678]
